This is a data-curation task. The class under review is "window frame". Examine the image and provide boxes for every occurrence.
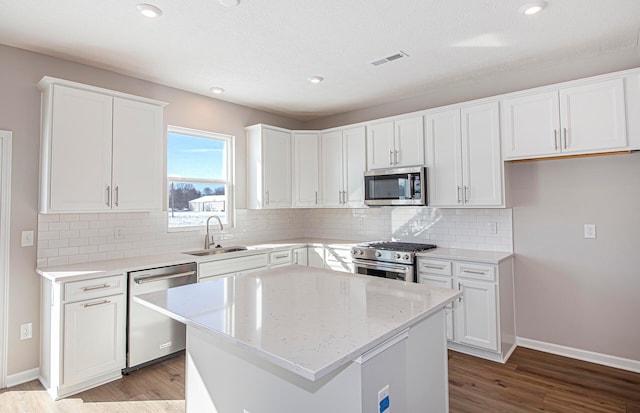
[166,125,235,232]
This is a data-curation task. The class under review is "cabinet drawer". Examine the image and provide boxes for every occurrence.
[417,259,452,276]
[418,274,453,289]
[199,254,268,279]
[454,262,496,282]
[270,250,292,267]
[64,275,125,303]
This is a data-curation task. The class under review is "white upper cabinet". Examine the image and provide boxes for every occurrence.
[247,125,292,209]
[367,115,424,170]
[321,126,366,208]
[292,132,320,208]
[111,97,163,211]
[502,78,627,160]
[426,102,503,207]
[38,79,166,213]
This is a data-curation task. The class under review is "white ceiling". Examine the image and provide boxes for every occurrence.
[1,0,639,121]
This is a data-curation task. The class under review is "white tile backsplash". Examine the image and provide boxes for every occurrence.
[37,207,512,267]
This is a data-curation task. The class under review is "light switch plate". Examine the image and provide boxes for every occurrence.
[21,230,34,247]
[584,224,596,239]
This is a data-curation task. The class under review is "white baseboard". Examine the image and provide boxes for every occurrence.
[517,337,640,373]
[6,367,40,388]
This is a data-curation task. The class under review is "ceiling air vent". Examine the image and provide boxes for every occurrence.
[371,51,409,67]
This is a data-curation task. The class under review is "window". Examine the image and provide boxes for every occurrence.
[167,126,233,230]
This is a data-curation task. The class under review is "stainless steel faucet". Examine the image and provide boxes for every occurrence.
[204,215,223,249]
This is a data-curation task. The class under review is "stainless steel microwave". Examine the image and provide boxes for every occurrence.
[364,166,427,206]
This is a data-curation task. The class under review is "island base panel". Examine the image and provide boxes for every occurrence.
[184,311,448,413]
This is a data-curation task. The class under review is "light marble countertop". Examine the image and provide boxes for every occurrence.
[135,266,461,381]
[36,238,361,282]
[417,248,513,264]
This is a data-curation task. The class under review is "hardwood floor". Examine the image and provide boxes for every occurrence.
[448,348,640,413]
[1,348,638,412]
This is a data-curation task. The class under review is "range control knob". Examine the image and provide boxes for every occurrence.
[351,248,357,255]
[403,254,410,260]
[395,253,402,260]
[359,250,364,255]
[375,251,382,258]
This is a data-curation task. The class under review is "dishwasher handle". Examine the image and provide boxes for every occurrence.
[134,270,196,285]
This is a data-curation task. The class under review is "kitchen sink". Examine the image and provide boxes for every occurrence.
[185,246,249,256]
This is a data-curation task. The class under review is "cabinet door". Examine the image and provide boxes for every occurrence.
[425,109,463,206]
[560,79,627,153]
[461,102,503,206]
[454,279,498,351]
[293,247,308,265]
[343,126,366,207]
[394,116,425,167]
[292,133,320,207]
[112,98,163,210]
[49,85,113,212]
[320,130,344,207]
[501,91,560,159]
[418,274,454,341]
[63,294,125,386]
[367,121,395,170]
[308,247,325,268]
[263,128,292,208]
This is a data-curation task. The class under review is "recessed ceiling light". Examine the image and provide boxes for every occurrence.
[519,1,547,15]
[136,3,163,18]
[219,0,240,7]
[308,76,324,84]
[210,87,225,95]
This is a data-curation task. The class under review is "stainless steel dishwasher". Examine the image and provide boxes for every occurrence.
[125,262,197,373]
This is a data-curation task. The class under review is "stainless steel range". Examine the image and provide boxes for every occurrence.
[351,241,437,282]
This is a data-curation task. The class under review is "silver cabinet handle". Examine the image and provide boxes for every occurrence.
[394,150,399,165]
[114,186,119,207]
[457,186,462,203]
[315,191,318,205]
[293,251,298,264]
[464,186,469,203]
[424,265,445,270]
[563,127,568,149]
[342,190,346,204]
[389,150,394,165]
[274,254,288,259]
[458,282,462,302]
[462,269,486,275]
[554,129,558,150]
[105,185,111,207]
[83,283,110,292]
[84,299,111,308]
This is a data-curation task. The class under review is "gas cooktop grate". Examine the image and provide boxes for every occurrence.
[364,241,437,252]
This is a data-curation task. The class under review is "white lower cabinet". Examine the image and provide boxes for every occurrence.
[41,274,126,400]
[198,253,269,281]
[417,255,515,362]
[292,247,308,265]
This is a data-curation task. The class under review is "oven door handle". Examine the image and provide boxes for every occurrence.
[353,259,410,273]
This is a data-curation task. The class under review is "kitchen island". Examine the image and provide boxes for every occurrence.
[135,266,461,413]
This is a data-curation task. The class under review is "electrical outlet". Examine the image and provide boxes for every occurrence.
[21,230,34,247]
[584,224,596,239]
[114,227,125,240]
[378,384,390,413]
[20,323,32,340]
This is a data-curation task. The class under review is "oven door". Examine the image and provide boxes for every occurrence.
[352,258,415,282]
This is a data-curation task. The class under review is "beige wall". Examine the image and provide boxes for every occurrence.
[507,153,640,361]
[0,44,302,376]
